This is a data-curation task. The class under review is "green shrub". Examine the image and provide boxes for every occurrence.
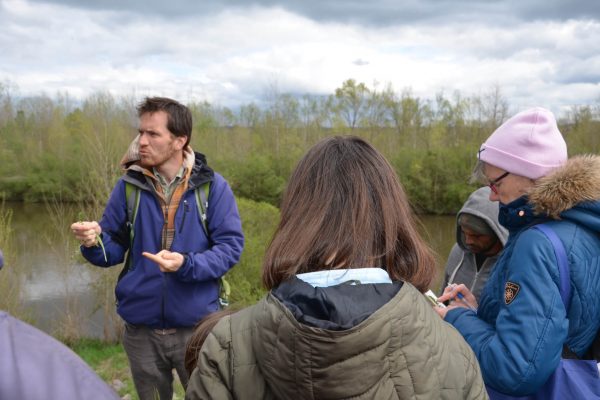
[223,156,286,206]
[393,147,477,214]
[224,197,280,308]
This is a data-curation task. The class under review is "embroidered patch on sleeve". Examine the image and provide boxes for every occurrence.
[505,282,521,305]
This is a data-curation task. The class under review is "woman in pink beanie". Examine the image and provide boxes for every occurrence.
[436,107,600,398]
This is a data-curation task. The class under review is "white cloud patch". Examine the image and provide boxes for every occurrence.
[1,0,599,115]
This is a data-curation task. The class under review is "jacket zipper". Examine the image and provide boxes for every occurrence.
[162,204,169,250]
[162,201,168,328]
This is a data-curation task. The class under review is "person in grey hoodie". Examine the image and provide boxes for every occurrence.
[440,186,508,301]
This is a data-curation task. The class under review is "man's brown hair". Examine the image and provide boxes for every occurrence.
[137,97,192,147]
[262,136,436,292]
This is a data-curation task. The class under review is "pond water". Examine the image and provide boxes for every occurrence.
[3,202,457,338]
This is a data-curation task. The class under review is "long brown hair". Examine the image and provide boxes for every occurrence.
[185,309,236,376]
[262,136,436,292]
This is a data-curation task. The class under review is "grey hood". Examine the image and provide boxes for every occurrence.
[456,186,509,251]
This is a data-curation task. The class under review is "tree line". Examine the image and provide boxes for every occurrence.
[1,79,599,214]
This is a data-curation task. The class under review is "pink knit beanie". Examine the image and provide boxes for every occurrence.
[478,107,567,179]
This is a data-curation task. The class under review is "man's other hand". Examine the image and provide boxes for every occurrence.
[71,221,101,248]
[142,250,185,272]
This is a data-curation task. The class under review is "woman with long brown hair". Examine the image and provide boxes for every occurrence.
[186,136,486,399]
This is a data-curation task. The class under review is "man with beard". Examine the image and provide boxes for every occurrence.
[440,186,508,301]
[71,97,244,400]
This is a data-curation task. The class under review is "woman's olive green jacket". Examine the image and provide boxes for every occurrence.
[186,281,487,400]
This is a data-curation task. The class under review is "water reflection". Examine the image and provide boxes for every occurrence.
[6,201,111,338]
[4,202,457,338]
[417,214,457,291]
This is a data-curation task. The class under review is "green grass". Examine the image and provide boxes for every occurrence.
[69,339,185,399]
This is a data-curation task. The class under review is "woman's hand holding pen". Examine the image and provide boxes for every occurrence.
[434,283,478,319]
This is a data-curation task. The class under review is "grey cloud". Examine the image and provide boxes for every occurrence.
[558,73,600,85]
[28,0,223,17]
[29,0,600,26]
[23,0,474,25]
[512,0,600,22]
[552,61,600,85]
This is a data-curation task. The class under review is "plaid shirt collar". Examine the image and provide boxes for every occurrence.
[153,165,186,204]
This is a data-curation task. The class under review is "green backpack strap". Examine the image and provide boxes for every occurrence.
[194,183,209,236]
[125,182,141,239]
[194,182,231,308]
[118,182,141,283]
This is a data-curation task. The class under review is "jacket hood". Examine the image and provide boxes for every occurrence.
[271,277,402,331]
[120,136,213,190]
[529,155,600,219]
[456,186,509,249]
[250,281,411,398]
[187,151,214,190]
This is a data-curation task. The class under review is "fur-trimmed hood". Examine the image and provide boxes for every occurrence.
[529,155,600,219]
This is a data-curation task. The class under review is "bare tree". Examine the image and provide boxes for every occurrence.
[333,79,370,130]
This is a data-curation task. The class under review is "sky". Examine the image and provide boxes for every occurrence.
[1,0,600,116]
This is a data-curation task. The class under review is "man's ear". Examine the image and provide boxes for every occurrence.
[174,135,187,151]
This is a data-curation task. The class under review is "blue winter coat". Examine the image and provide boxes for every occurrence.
[81,152,244,329]
[445,155,600,396]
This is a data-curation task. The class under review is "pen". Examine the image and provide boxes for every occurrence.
[456,292,477,313]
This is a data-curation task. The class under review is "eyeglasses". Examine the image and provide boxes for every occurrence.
[488,171,509,194]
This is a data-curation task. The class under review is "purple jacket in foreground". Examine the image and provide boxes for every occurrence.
[0,311,119,400]
[81,152,244,329]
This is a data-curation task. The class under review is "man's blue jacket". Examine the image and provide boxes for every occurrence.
[445,155,600,396]
[81,151,244,329]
